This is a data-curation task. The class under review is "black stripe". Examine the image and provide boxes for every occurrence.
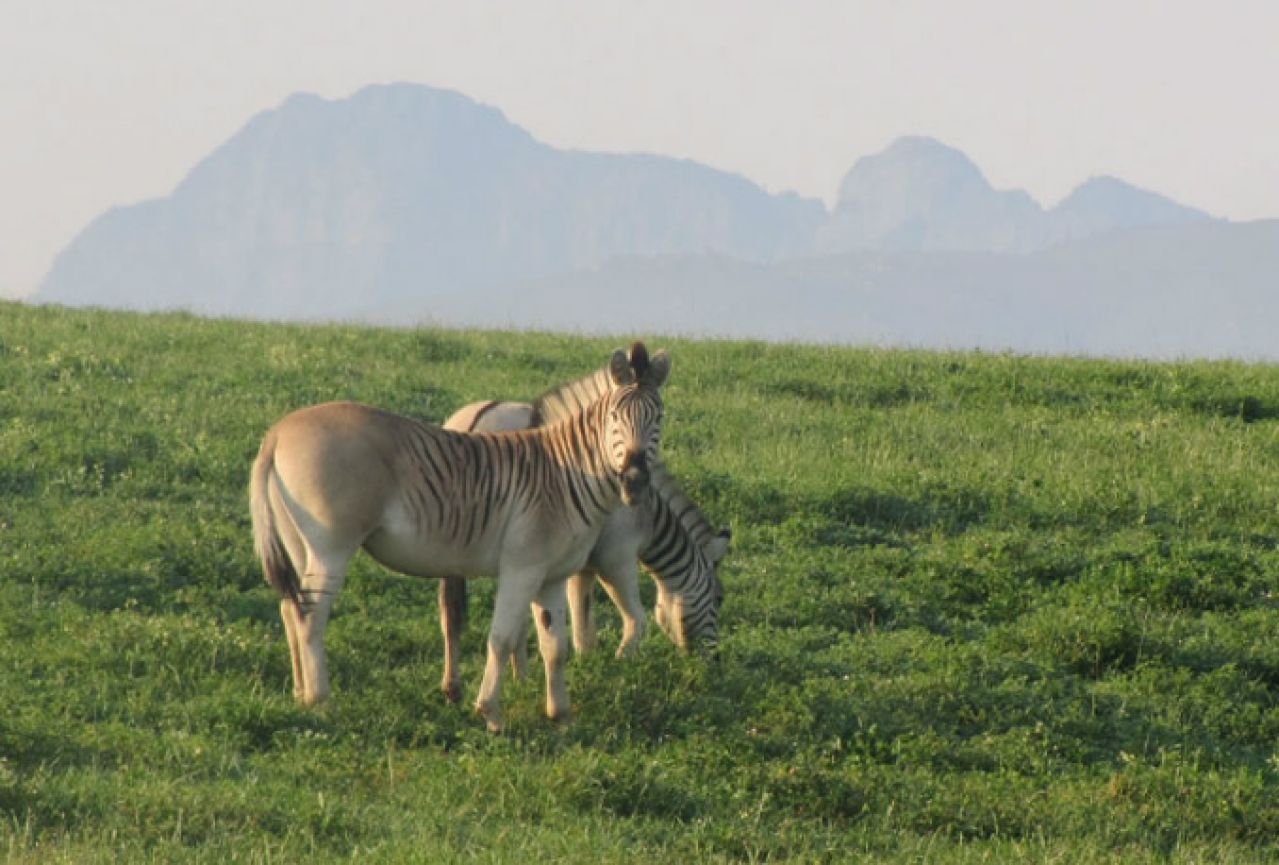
[643,512,683,569]
[564,474,589,525]
[466,400,502,432]
[407,431,446,517]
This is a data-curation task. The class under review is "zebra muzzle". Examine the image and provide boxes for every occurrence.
[619,453,650,503]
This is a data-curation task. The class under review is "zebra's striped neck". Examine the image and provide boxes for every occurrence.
[531,395,623,529]
[530,367,614,427]
[637,464,717,592]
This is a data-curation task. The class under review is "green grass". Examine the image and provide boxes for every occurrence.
[3,300,1279,862]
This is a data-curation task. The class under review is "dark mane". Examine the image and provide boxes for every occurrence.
[529,367,615,427]
[647,463,718,552]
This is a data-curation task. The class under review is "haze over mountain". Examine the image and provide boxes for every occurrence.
[34,82,1275,359]
[815,136,1213,254]
[38,84,822,321]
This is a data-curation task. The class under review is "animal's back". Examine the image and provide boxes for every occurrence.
[268,402,408,540]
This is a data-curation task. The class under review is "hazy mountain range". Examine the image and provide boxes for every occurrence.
[34,83,1278,359]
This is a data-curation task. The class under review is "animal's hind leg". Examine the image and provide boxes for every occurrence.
[438,577,468,703]
[264,466,355,706]
[294,563,350,707]
[280,598,306,702]
[271,497,314,703]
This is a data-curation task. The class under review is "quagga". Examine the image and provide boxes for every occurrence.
[249,343,669,731]
[436,373,729,702]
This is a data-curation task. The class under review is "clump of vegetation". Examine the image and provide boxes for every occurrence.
[2,301,1279,862]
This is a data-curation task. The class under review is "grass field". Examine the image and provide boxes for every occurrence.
[2,300,1279,863]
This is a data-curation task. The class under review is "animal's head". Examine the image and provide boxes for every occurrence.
[604,342,670,505]
[655,525,731,651]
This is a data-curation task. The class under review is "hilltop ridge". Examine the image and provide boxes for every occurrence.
[34,83,1267,359]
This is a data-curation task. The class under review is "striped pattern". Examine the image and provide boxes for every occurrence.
[640,463,726,646]
[387,399,628,539]
[436,365,727,661]
[529,366,724,646]
[250,343,670,731]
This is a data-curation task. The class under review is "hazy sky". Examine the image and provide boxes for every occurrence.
[3,0,1277,296]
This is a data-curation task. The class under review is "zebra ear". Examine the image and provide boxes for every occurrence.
[643,349,671,389]
[628,342,650,374]
[609,348,637,386]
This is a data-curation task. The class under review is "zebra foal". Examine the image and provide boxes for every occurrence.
[250,343,669,731]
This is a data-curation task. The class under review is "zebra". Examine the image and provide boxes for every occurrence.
[437,387,729,703]
[249,343,669,731]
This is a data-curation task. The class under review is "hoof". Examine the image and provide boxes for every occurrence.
[475,703,503,734]
[442,681,463,704]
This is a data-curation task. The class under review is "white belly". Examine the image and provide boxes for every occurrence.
[362,498,505,578]
[362,497,601,582]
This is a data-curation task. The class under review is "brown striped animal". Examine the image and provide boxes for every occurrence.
[437,392,728,702]
[250,343,669,731]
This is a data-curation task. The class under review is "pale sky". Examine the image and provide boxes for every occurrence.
[3,0,1277,297]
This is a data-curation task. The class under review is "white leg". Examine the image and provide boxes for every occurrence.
[295,571,347,706]
[510,613,530,679]
[597,562,646,659]
[280,598,306,702]
[567,571,598,654]
[475,569,543,733]
[531,579,571,722]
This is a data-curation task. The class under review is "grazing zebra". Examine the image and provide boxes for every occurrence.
[435,375,729,702]
[250,343,669,731]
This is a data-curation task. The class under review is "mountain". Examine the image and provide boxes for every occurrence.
[1045,175,1212,245]
[814,137,1215,255]
[472,220,1279,360]
[815,136,1045,253]
[34,83,1271,359]
[37,83,824,319]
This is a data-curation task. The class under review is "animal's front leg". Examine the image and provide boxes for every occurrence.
[597,560,646,659]
[566,571,598,654]
[531,578,571,723]
[475,570,542,733]
[510,613,530,679]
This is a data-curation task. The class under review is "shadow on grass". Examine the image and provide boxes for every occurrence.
[688,472,992,538]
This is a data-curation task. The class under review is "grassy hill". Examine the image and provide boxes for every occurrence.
[2,300,1279,863]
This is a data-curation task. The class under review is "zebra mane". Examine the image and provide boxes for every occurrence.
[529,366,615,427]
[647,462,719,554]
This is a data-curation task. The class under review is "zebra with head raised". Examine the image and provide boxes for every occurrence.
[436,369,729,702]
[250,343,669,731]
